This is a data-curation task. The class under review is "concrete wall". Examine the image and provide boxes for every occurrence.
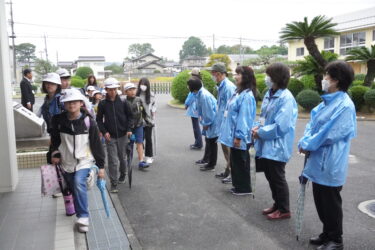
[0,0,18,192]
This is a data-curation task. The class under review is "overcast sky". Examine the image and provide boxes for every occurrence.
[4,0,375,63]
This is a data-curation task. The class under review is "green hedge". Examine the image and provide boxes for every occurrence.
[350,85,370,111]
[364,89,375,111]
[171,70,216,103]
[352,80,364,86]
[255,74,266,93]
[71,76,85,88]
[354,74,366,81]
[288,78,305,97]
[296,90,322,111]
[75,67,93,79]
[300,75,316,90]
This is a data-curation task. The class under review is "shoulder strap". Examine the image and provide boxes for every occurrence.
[84,116,91,130]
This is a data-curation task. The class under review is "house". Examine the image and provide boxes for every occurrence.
[123,53,166,74]
[164,61,182,73]
[228,54,259,71]
[181,56,207,70]
[287,7,375,74]
[75,56,106,79]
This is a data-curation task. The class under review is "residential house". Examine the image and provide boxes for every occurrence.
[181,56,207,70]
[75,56,106,79]
[287,7,375,74]
[123,53,167,74]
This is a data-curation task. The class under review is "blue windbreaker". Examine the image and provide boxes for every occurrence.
[185,92,198,118]
[298,91,357,187]
[196,87,219,139]
[216,78,236,131]
[254,88,298,163]
[219,90,256,150]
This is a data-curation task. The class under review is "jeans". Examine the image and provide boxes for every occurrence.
[202,137,218,167]
[191,117,203,148]
[106,135,128,186]
[64,168,91,218]
[143,126,153,157]
[230,147,251,192]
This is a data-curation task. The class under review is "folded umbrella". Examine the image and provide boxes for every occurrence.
[91,166,110,217]
[249,147,256,199]
[295,155,309,241]
[127,138,135,189]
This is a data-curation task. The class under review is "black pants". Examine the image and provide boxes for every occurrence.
[230,147,251,192]
[260,158,290,213]
[202,137,218,167]
[191,117,203,148]
[313,182,343,243]
[143,126,153,157]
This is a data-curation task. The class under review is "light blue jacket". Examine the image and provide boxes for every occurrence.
[196,87,219,139]
[298,91,357,187]
[254,88,298,163]
[185,92,198,118]
[219,90,256,150]
[216,78,236,132]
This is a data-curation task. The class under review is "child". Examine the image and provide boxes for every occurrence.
[91,90,103,115]
[124,83,152,169]
[48,88,105,233]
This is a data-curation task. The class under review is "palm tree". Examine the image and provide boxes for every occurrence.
[346,45,375,86]
[280,15,339,69]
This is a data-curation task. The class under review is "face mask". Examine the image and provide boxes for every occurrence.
[265,76,273,89]
[322,79,331,92]
[211,75,217,83]
[140,85,147,92]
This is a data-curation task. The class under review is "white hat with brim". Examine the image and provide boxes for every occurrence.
[104,77,120,88]
[61,89,85,103]
[42,73,61,85]
[87,86,96,91]
[124,82,136,91]
[56,68,71,78]
[92,90,101,96]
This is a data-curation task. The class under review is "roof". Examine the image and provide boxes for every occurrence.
[228,54,259,62]
[76,56,105,62]
[136,60,166,69]
[183,56,206,61]
[333,7,375,32]
[131,53,161,62]
[57,61,75,66]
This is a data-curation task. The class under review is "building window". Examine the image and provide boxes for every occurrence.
[373,30,375,41]
[324,37,335,53]
[340,32,366,55]
[296,47,304,56]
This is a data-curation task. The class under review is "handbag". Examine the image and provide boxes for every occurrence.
[41,164,61,196]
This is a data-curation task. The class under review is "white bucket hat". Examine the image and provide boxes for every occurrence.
[92,90,101,96]
[42,73,61,85]
[124,82,136,91]
[104,77,120,88]
[56,68,71,78]
[61,88,86,103]
[87,86,96,91]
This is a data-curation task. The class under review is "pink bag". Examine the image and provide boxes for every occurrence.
[41,164,61,196]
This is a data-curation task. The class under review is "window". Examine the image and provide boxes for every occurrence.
[296,47,304,56]
[340,32,366,55]
[324,37,335,53]
[373,30,375,41]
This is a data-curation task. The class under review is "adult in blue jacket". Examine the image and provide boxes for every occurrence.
[188,76,219,171]
[209,63,236,180]
[185,69,203,150]
[219,66,256,195]
[298,61,356,250]
[252,63,297,220]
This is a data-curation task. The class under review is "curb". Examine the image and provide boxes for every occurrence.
[167,100,185,110]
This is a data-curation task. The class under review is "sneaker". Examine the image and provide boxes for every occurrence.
[232,190,253,196]
[78,225,89,233]
[229,187,236,193]
[200,164,215,171]
[52,192,63,198]
[145,157,154,164]
[190,145,202,150]
[118,173,126,184]
[76,217,89,226]
[110,185,119,193]
[215,172,229,179]
[139,161,150,169]
[222,176,232,184]
[195,159,207,165]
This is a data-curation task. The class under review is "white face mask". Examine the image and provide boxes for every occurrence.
[322,79,331,92]
[211,75,217,83]
[265,76,273,89]
[140,85,147,92]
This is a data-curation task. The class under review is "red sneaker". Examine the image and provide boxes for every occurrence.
[262,206,277,215]
[266,210,291,220]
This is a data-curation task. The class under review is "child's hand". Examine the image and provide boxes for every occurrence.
[233,138,241,148]
[98,169,105,179]
[127,132,132,138]
[104,133,111,142]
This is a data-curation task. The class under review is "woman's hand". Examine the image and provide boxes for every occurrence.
[51,157,60,165]
[252,127,260,140]
[299,148,309,155]
[233,138,241,148]
[98,169,105,179]
[203,125,209,131]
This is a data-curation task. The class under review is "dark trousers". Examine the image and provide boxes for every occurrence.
[191,117,203,148]
[202,137,218,167]
[143,126,153,157]
[260,158,290,213]
[313,182,343,243]
[230,147,251,192]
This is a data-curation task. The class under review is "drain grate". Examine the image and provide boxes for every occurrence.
[358,200,375,219]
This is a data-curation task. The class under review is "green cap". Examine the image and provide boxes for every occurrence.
[209,63,227,73]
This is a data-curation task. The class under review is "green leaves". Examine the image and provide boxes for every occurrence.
[346,45,375,62]
[179,37,208,61]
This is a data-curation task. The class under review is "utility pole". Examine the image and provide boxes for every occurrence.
[212,34,215,53]
[6,0,17,84]
[43,34,48,62]
[56,51,58,66]
[239,37,243,65]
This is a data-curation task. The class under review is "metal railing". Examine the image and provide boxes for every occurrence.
[151,82,171,94]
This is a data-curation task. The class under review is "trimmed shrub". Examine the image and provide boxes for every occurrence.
[75,67,94,79]
[347,89,353,99]
[255,74,266,93]
[171,70,216,103]
[259,87,269,101]
[364,89,375,111]
[352,80,364,86]
[71,76,85,88]
[288,78,305,97]
[354,74,366,81]
[31,84,38,93]
[300,75,316,90]
[350,85,370,111]
[371,82,375,89]
[296,90,322,111]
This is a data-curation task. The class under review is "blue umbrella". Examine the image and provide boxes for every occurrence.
[91,166,110,217]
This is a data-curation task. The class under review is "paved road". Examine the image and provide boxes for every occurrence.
[117,94,375,250]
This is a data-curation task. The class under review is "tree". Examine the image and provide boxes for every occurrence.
[15,43,37,64]
[34,58,57,76]
[128,43,155,57]
[216,44,255,54]
[346,45,375,86]
[294,51,338,90]
[105,63,123,74]
[179,36,208,60]
[280,15,339,69]
[205,54,232,72]
[76,67,94,79]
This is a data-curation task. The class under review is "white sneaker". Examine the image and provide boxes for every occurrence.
[78,225,89,233]
[146,157,154,164]
[76,217,89,226]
